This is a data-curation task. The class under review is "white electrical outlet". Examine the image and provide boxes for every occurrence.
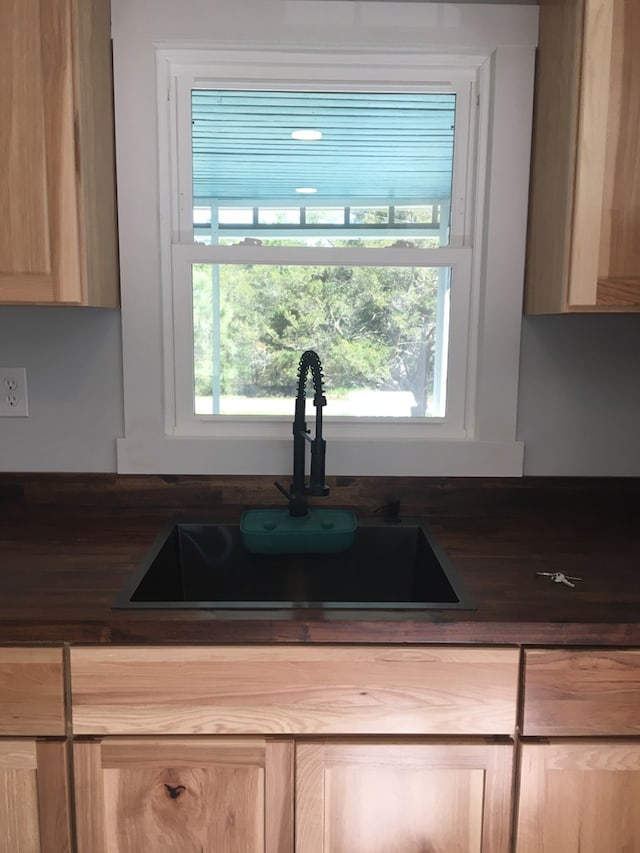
[0,368,29,417]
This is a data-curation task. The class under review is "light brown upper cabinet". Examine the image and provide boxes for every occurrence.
[525,0,640,313]
[0,0,119,306]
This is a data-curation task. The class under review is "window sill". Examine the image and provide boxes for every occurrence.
[116,435,524,477]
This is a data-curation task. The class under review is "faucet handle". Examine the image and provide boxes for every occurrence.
[273,481,292,501]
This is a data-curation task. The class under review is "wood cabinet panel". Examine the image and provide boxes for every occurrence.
[0,0,51,287]
[0,648,65,736]
[525,0,640,313]
[522,648,640,736]
[70,645,519,736]
[0,739,72,853]
[0,0,118,306]
[296,739,514,853]
[74,737,293,853]
[596,0,640,297]
[524,0,583,314]
[516,741,640,852]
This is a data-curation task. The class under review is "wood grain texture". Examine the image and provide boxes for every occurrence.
[522,648,640,736]
[526,0,640,312]
[35,741,73,853]
[0,0,81,304]
[71,0,119,307]
[264,738,294,853]
[70,645,519,736]
[0,648,65,736]
[296,739,513,853]
[0,741,41,853]
[73,741,107,853]
[74,737,293,853]
[524,0,583,314]
[516,741,640,852]
[597,276,640,307]
[0,0,50,277]
[0,0,118,306]
[597,0,640,291]
[0,740,71,853]
[567,0,613,307]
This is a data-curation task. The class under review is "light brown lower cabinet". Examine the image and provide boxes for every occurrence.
[5,644,640,850]
[66,645,519,851]
[296,739,514,853]
[71,736,513,853]
[0,739,72,853]
[515,740,640,852]
[73,737,294,853]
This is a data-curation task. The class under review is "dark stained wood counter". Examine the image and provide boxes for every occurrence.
[0,475,638,645]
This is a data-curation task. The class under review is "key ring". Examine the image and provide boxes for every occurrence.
[536,571,582,588]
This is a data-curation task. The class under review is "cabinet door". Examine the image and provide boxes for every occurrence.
[568,0,640,309]
[296,739,513,853]
[0,0,81,303]
[0,740,72,853]
[73,737,293,853]
[0,0,118,305]
[526,0,640,312]
[516,740,640,852]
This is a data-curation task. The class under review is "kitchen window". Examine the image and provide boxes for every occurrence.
[170,77,473,431]
[113,1,537,475]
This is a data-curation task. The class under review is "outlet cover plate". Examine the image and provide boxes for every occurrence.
[0,367,29,417]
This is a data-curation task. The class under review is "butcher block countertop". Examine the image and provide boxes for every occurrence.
[0,474,638,646]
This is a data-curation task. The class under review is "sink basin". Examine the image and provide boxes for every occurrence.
[114,519,474,611]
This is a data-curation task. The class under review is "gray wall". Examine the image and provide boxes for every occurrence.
[0,307,123,472]
[518,314,640,476]
[1,306,638,475]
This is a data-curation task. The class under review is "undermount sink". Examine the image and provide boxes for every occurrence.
[114,519,474,611]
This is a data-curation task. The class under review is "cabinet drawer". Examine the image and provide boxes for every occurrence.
[70,646,519,736]
[522,649,640,736]
[0,648,66,735]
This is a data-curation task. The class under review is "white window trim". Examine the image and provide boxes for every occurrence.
[168,58,474,439]
[113,1,537,476]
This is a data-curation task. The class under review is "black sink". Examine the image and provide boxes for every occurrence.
[114,519,474,611]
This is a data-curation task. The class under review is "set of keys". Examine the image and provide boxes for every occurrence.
[536,571,582,588]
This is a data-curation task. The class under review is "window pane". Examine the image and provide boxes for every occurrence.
[257,208,300,225]
[191,90,455,246]
[305,208,345,225]
[219,207,253,224]
[192,264,450,418]
[350,206,389,225]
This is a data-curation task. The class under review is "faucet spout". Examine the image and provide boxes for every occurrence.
[289,350,330,517]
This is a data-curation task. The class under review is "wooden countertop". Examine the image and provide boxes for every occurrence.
[0,475,638,646]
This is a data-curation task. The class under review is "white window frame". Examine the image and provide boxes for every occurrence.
[168,57,474,439]
[113,1,537,476]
